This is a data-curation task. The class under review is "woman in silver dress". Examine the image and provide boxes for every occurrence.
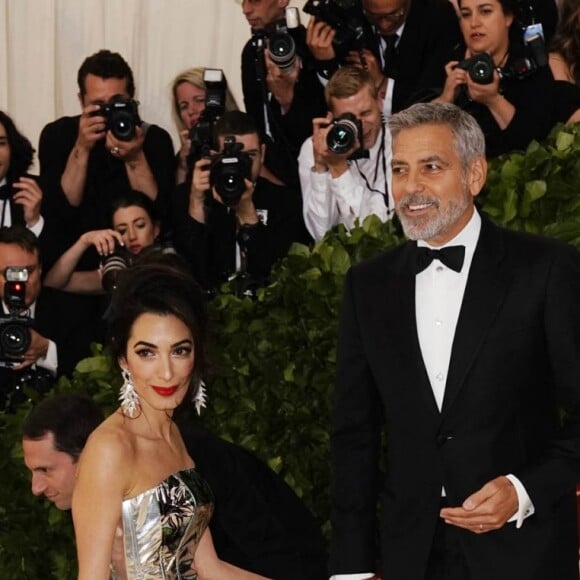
[72,262,268,579]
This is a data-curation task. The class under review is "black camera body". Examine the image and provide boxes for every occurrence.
[326,113,367,159]
[93,96,141,141]
[0,267,32,366]
[457,52,496,84]
[189,69,227,162]
[303,0,365,57]
[209,137,253,207]
[101,246,134,293]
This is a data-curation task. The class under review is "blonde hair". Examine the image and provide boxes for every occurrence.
[325,66,378,110]
[170,67,239,131]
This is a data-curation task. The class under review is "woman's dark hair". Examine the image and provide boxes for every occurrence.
[0,110,35,180]
[458,0,516,13]
[549,0,580,86]
[109,190,160,226]
[105,262,208,415]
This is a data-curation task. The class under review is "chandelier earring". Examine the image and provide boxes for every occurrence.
[119,367,141,418]
[193,379,207,416]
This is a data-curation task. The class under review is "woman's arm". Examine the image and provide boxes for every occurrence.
[194,527,271,579]
[466,70,515,130]
[43,229,124,293]
[73,427,130,580]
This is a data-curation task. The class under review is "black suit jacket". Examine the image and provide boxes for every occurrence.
[178,421,327,579]
[363,0,461,112]
[330,217,580,579]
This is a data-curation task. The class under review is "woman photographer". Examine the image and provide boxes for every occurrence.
[171,67,238,185]
[435,0,557,157]
[72,262,268,578]
[43,190,162,293]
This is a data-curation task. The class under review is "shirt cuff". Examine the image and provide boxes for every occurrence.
[505,473,535,528]
[36,339,58,376]
[330,575,375,579]
[27,214,45,237]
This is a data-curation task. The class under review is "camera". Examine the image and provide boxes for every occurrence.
[303,0,365,58]
[101,245,134,293]
[93,96,142,141]
[209,136,253,207]
[0,267,32,367]
[456,53,496,84]
[189,69,227,162]
[326,113,364,157]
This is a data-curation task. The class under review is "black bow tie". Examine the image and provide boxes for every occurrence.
[416,245,465,273]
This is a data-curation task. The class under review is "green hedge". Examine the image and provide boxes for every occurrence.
[1,123,579,578]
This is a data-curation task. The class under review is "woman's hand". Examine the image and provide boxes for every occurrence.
[437,60,468,103]
[465,68,501,106]
[80,229,124,256]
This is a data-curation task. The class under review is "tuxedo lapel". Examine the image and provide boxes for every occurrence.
[377,243,441,417]
[441,219,510,415]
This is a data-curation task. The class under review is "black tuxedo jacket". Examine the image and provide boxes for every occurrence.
[330,217,580,579]
[178,421,327,579]
[363,0,461,112]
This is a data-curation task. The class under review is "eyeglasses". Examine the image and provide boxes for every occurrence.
[363,6,406,24]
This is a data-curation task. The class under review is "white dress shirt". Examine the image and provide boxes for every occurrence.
[298,126,394,241]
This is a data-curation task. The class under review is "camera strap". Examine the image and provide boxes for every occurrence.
[353,123,390,211]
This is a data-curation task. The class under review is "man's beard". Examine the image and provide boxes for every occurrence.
[395,191,470,242]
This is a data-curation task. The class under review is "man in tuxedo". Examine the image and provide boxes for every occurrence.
[307,0,461,116]
[330,102,580,579]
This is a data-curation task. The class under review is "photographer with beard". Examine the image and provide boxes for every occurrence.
[298,66,393,241]
[173,111,310,296]
[38,50,175,269]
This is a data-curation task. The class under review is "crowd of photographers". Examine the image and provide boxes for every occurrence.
[0,0,579,405]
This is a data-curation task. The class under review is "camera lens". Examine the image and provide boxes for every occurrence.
[268,31,297,72]
[214,165,245,207]
[101,251,131,292]
[326,115,359,154]
[0,322,31,356]
[468,55,494,84]
[110,110,136,141]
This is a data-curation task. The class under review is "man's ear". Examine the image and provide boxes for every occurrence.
[467,155,487,199]
[260,143,266,164]
[77,91,84,110]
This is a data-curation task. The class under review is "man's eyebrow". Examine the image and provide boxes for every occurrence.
[418,155,450,167]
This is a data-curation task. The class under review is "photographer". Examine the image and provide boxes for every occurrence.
[306,0,461,116]
[38,49,175,268]
[241,0,326,188]
[43,191,161,294]
[171,67,239,185]
[173,111,310,295]
[298,66,393,241]
[435,0,561,157]
[0,227,97,409]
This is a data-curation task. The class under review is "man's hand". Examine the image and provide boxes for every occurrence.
[9,329,49,371]
[311,115,355,178]
[105,124,146,163]
[306,18,337,62]
[440,476,519,534]
[77,104,106,152]
[345,49,383,87]
[265,51,301,113]
[12,177,43,227]
[224,178,259,226]
[188,157,212,222]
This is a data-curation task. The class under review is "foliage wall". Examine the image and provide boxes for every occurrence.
[1,123,579,578]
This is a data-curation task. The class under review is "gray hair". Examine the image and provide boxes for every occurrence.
[388,102,485,171]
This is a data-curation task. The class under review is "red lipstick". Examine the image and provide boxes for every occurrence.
[152,386,178,397]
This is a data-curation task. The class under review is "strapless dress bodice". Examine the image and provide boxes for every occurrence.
[111,467,214,580]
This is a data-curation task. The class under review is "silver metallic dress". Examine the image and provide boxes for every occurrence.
[110,467,214,579]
